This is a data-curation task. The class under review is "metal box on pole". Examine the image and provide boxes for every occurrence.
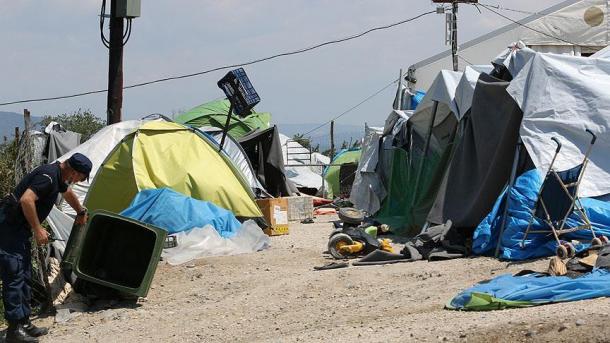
[115,0,141,18]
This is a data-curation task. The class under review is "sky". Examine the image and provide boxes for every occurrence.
[0,0,560,130]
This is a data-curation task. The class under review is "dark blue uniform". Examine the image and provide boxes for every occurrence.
[0,162,67,322]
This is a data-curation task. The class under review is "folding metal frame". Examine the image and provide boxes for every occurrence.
[521,130,597,247]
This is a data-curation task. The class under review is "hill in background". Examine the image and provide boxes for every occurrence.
[0,111,44,140]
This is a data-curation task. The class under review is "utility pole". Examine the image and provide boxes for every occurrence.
[102,0,141,125]
[330,120,335,159]
[433,0,477,72]
[107,0,124,125]
[451,2,458,72]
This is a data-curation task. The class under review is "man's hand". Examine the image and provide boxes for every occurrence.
[33,226,49,245]
[75,212,88,225]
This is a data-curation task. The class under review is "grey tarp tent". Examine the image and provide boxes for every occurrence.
[426,73,525,231]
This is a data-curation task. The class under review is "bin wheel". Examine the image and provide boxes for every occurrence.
[328,233,354,259]
[564,242,576,258]
[338,207,365,225]
[591,237,603,248]
[556,245,568,259]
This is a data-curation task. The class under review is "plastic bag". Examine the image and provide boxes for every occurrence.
[161,220,270,265]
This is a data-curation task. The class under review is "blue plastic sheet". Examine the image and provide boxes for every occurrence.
[473,169,610,260]
[449,269,610,309]
[410,90,426,110]
[120,188,241,237]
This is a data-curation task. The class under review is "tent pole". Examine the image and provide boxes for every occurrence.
[219,103,234,152]
[412,100,438,206]
[396,69,404,110]
[494,138,521,258]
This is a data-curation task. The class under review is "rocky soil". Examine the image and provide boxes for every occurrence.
[3,215,609,342]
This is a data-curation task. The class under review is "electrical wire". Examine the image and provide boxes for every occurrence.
[476,2,539,16]
[0,9,437,107]
[299,78,399,138]
[476,3,580,46]
[122,18,133,46]
[457,55,474,66]
[100,0,110,49]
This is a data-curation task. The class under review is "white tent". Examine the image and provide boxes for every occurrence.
[48,120,145,253]
[407,0,610,91]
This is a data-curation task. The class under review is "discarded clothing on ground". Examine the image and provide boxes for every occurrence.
[120,188,242,237]
[473,170,610,260]
[401,220,468,261]
[447,268,610,311]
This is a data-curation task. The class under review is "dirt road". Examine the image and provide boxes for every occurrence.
[6,216,610,342]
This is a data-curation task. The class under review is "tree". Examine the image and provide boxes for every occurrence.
[291,133,311,150]
[0,139,19,196]
[40,109,105,142]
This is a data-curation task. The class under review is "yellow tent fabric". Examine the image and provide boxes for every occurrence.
[86,121,262,219]
[85,136,139,213]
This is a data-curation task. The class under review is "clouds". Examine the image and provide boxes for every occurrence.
[0,0,560,125]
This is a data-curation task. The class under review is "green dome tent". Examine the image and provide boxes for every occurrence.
[175,99,271,139]
[323,149,361,199]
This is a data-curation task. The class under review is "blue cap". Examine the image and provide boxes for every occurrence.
[67,153,92,180]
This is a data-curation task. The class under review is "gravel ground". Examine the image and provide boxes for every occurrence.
[2,215,610,342]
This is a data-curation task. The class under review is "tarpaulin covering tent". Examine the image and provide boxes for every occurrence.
[474,170,610,260]
[426,73,525,233]
[175,99,271,139]
[448,269,610,311]
[120,188,242,236]
[238,126,297,197]
[349,125,386,214]
[324,149,361,199]
[373,67,480,236]
[47,120,264,254]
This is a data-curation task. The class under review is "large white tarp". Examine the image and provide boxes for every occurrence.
[408,0,610,91]
[492,41,538,78]
[279,133,328,189]
[592,45,610,58]
[408,68,480,153]
[508,52,610,197]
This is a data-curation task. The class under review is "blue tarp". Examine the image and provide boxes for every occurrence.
[120,188,241,237]
[411,90,426,110]
[473,169,610,260]
[449,269,610,310]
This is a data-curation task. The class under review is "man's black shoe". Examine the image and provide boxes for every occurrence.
[5,322,39,343]
[23,321,49,337]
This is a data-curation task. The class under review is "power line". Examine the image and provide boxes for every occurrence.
[476,3,579,47]
[300,78,398,138]
[0,9,438,108]
[458,55,474,66]
[476,2,538,16]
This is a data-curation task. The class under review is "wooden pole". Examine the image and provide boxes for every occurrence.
[106,0,124,124]
[451,1,459,71]
[330,120,335,160]
[23,109,32,172]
